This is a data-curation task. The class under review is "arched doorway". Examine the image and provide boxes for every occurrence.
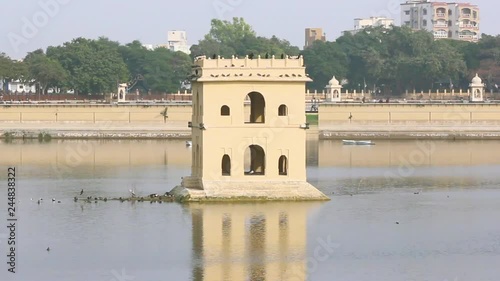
[244,145,265,175]
[278,155,288,175]
[245,92,265,123]
[221,154,231,176]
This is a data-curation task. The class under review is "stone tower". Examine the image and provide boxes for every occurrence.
[469,73,484,102]
[171,55,328,201]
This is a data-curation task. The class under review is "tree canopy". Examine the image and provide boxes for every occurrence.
[191,17,299,58]
[1,18,500,96]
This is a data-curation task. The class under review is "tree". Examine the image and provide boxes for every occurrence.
[47,37,129,94]
[0,53,12,90]
[205,17,256,45]
[118,41,150,93]
[24,50,68,95]
[0,54,28,89]
[191,18,300,58]
[302,41,348,90]
[143,48,191,93]
[190,38,236,58]
[336,27,392,92]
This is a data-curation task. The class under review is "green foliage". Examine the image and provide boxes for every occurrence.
[38,132,52,142]
[47,37,129,94]
[119,40,148,79]
[303,41,348,90]
[191,17,299,58]
[314,26,468,94]
[205,17,256,45]
[24,50,67,94]
[3,131,14,142]
[1,17,500,96]
[142,48,192,93]
[306,114,318,125]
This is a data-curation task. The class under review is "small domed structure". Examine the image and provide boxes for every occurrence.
[469,73,484,102]
[471,73,482,85]
[326,76,343,102]
[328,76,340,86]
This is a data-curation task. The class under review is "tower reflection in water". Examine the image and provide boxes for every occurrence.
[190,203,320,281]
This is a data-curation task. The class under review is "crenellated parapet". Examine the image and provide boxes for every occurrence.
[191,55,311,82]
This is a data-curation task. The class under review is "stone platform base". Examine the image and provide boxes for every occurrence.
[169,177,330,202]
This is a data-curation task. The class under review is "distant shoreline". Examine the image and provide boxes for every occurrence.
[2,124,500,140]
[320,125,500,140]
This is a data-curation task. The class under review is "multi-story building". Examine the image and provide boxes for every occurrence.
[167,30,191,54]
[304,28,326,49]
[401,0,480,42]
[142,30,192,54]
[342,17,395,35]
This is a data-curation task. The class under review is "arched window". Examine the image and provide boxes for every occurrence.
[278,155,288,175]
[244,145,265,175]
[423,8,427,15]
[245,92,265,123]
[221,154,231,176]
[278,104,288,116]
[221,105,230,116]
[437,7,446,14]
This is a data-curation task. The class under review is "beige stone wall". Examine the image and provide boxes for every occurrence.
[319,103,500,127]
[0,104,192,123]
[192,81,308,182]
[189,56,314,186]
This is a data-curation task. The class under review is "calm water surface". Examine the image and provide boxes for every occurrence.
[0,139,499,281]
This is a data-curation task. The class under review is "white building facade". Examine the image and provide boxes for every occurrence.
[401,0,480,42]
[142,30,192,55]
[0,80,36,93]
[167,30,191,55]
[342,17,395,35]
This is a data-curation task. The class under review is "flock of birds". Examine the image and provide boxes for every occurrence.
[32,187,174,206]
[71,188,174,204]
[41,187,173,252]
[209,73,305,78]
[30,198,61,204]
[189,53,307,81]
[195,53,303,61]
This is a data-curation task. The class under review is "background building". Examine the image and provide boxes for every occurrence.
[167,30,191,54]
[400,0,480,42]
[304,28,326,49]
[142,30,192,54]
[342,17,394,35]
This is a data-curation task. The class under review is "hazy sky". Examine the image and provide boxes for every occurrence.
[1,0,498,59]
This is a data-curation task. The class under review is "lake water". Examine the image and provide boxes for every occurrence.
[1,138,500,281]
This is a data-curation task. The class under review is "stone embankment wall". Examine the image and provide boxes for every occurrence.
[2,103,500,139]
[319,103,500,139]
[0,104,192,139]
